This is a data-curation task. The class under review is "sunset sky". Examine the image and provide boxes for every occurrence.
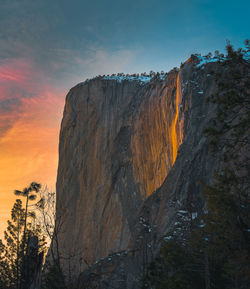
[0,0,249,237]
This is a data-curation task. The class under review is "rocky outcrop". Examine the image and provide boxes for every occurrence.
[55,56,222,287]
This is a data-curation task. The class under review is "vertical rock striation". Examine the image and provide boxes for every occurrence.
[56,68,184,276]
[55,56,222,286]
[130,70,183,198]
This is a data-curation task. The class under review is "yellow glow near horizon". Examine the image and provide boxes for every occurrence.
[0,59,65,239]
[0,107,62,238]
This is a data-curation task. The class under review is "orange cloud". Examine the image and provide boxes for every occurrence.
[0,59,30,83]
[0,58,65,238]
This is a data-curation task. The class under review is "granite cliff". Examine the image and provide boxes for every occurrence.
[55,55,223,288]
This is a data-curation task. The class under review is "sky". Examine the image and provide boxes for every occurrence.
[0,0,249,236]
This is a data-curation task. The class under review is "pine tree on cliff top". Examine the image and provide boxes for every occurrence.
[144,40,250,289]
[201,39,250,289]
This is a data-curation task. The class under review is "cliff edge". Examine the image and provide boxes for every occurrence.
[55,56,223,287]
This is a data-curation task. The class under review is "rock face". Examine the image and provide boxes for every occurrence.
[55,56,222,287]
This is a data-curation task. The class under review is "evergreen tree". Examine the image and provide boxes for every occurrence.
[0,184,47,288]
[0,199,25,288]
[14,182,41,257]
[0,239,9,289]
[201,39,250,288]
[145,240,204,289]
[145,40,250,289]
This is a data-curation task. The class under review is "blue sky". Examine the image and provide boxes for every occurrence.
[0,0,249,234]
[1,0,249,86]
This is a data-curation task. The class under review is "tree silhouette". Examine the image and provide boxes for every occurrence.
[0,200,25,288]
[0,183,47,289]
[14,182,41,245]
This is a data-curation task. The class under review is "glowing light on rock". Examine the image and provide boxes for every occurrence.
[172,68,182,163]
[131,69,184,198]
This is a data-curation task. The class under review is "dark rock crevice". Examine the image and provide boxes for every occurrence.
[54,57,225,288]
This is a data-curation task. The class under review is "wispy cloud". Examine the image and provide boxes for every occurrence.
[0,57,65,233]
[0,0,248,237]
[0,45,137,236]
[52,47,137,82]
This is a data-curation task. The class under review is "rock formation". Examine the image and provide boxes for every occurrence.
[55,55,223,287]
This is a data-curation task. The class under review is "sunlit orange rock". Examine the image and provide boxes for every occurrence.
[55,57,222,285]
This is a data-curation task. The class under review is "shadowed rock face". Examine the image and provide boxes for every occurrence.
[56,68,183,275]
[55,57,221,286]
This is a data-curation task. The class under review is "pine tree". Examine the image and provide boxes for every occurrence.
[0,184,47,288]
[14,182,41,255]
[145,40,250,289]
[0,199,25,288]
[0,239,9,288]
[201,39,250,289]
[145,240,204,289]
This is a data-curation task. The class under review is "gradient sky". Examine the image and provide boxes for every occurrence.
[0,0,249,236]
